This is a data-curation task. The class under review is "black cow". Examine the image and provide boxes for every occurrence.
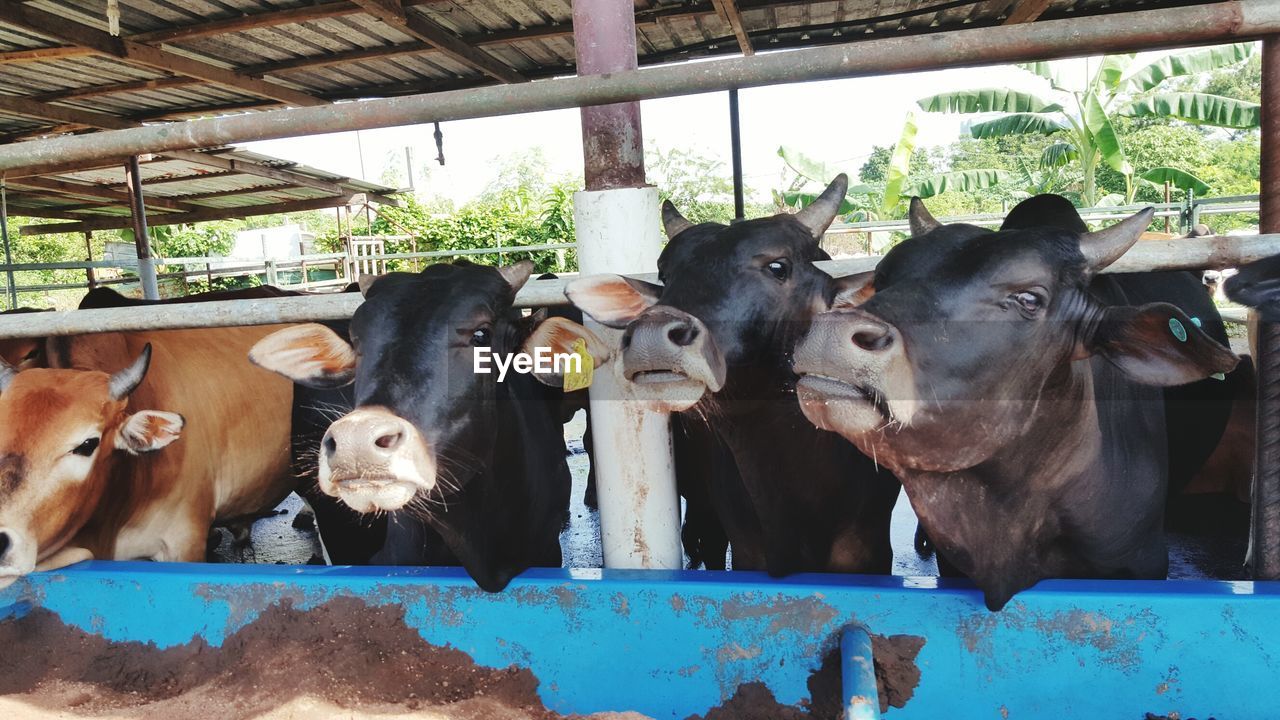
[792,194,1238,610]
[565,176,900,576]
[1227,254,1280,323]
[248,260,609,591]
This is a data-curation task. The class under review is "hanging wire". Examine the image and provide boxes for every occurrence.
[434,122,445,166]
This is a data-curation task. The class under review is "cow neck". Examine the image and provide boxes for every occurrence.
[894,358,1123,606]
[704,359,894,574]
[421,372,566,589]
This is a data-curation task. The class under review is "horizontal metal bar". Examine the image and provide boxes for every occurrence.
[0,2,1277,175]
[0,233,1273,339]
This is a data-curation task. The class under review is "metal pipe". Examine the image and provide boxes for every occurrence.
[0,181,14,310]
[123,156,159,300]
[574,0,682,571]
[0,232,1273,337]
[574,0,645,189]
[1252,35,1280,580]
[729,89,745,221]
[2,2,1278,175]
[840,626,881,720]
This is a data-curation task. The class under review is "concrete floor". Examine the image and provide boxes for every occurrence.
[213,410,1245,581]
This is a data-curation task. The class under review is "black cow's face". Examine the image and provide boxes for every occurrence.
[1226,253,1280,322]
[250,261,607,514]
[566,176,849,412]
[793,196,1238,473]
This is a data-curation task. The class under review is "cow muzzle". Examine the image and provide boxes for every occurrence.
[318,407,437,514]
[792,307,918,435]
[0,527,35,590]
[621,306,727,411]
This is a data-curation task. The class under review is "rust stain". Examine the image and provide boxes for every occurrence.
[720,594,838,637]
[1000,705,1010,719]
[715,643,762,663]
[611,592,630,617]
[669,594,686,613]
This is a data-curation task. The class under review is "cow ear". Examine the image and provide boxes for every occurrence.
[564,274,661,328]
[115,410,184,454]
[1083,302,1238,386]
[521,316,612,387]
[249,324,356,389]
[829,270,876,309]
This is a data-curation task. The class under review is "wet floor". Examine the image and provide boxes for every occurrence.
[213,410,1246,581]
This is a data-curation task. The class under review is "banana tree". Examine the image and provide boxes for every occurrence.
[777,113,1009,218]
[917,43,1256,206]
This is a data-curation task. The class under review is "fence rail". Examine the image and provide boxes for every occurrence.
[0,232,1273,340]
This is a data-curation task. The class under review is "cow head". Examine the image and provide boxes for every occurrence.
[565,175,849,412]
[792,194,1238,473]
[249,261,608,515]
[1226,253,1280,322]
[0,344,184,587]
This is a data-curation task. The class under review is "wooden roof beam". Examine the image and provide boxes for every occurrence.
[0,45,95,63]
[158,150,400,207]
[711,0,754,56]
[0,1,325,107]
[7,175,201,212]
[351,0,524,83]
[1004,0,1054,24]
[21,193,372,235]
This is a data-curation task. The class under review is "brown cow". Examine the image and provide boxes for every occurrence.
[0,325,294,588]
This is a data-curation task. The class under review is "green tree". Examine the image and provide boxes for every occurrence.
[646,145,750,224]
[917,44,1259,205]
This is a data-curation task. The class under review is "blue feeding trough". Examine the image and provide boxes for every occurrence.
[3,562,1279,718]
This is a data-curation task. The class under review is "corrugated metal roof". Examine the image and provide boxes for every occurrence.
[4,146,397,231]
[0,0,1215,142]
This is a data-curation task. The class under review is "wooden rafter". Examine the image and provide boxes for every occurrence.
[7,176,200,212]
[0,94,135,130]
[0,1,324,107]
[0,45,95,63]
[351,0,524,83]
[21,194,374,236]
[1003,0,1054,24]
[711,0,754,56]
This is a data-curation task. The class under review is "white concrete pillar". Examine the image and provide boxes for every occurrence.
[574,186,683,570]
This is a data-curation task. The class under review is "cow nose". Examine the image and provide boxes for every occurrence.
[850,319,894,352]
[325,412,415,460]
[0,530,10,561]
[666,319,700,347]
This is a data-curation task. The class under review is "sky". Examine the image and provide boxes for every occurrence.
[240,57,1108,206]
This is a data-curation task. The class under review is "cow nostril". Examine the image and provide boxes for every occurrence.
[323,435,337,457]
[668,322,699,347]
[852,327,893,352]
[0,531,10,560]
[374,431,403,451]
[621,328,634,349]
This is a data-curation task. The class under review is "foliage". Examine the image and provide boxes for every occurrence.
[648,145,767,224]
[916,43,1258,205]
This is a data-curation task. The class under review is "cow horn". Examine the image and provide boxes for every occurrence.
[1079,207,1155,273]
[498,260,535,293]
[793,174,848,239]
[662,200,693,239]
[908,197,942,236]
[109,344,151,400]
[0,358,15,392]
[357,273,382,298]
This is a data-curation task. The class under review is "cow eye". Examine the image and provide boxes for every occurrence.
[1009,291,1043,314]
[765,259,790,282]
[71,437,100,457]
[470,327,492,347]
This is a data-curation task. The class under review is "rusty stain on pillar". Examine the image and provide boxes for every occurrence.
[1253,35,1280,579]
[574,0,646,190]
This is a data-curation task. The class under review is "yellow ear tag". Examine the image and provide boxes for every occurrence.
[563,337,593,392]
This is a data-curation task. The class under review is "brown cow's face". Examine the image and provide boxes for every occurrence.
[0,348,184,588]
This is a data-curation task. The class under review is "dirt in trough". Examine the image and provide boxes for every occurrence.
[0,596,648,720]
[686,633,925,720]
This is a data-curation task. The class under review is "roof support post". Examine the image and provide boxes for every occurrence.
[1,182,14,309]
[729,88,745,221]
[1253,35,1280,580]
[124,156,159,300]
[572,0,682,570]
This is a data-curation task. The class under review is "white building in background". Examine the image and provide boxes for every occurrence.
[228,224,317,264]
